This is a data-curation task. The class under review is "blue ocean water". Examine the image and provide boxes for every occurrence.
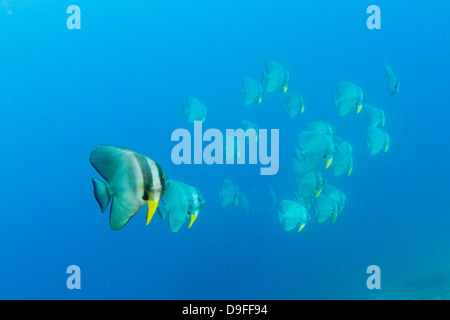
[0,0,449,300]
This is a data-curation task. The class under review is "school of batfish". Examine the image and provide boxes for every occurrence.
[90,60,399,232]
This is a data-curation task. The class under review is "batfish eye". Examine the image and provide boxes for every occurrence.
[187,211,191,215]
[142,193,149,201]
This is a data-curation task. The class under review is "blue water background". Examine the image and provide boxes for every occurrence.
[0,0,449,299]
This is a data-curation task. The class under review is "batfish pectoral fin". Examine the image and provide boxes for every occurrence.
[146,199,160,226]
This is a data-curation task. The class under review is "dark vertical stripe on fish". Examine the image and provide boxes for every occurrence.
[134,153,153,192]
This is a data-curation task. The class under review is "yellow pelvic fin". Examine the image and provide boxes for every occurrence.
[283,86,288,93]
[332,215,337,223]
[258,97,262,104]
[326,158,333,169]
[188,212,198,229]
[300,106,305,114]
[348,168,353,176]
[146,199,160,226]
[385,145,389,152]
[356,105,362,113]
[298,224,305,232]
[316,188,322,198]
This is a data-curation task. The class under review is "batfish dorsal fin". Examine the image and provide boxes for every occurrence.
[90,145,133,184]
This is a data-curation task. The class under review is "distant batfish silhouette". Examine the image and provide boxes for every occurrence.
[240,77,263,105]
[278,200,311,232]
[184,96,207,123]
[332,81,364,117]
[157,179,205,233]
[366,127,390,155]
[382,62,400,97]
[261,59,290,93]
[282,91,305,119]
